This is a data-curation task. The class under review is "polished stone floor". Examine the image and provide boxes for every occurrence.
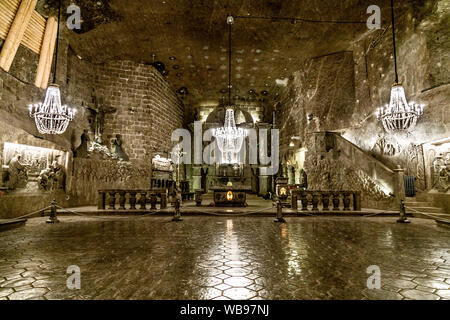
[0,216,450,300]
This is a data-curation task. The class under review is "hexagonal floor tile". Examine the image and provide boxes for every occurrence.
[223,287,257,300]
[224,277,254,287]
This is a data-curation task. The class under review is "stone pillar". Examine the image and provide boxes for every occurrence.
[160,193,167,209]
[258,167,270,197]
[353,192,361,211]
[192,166,202,191]
[287,165,295,185]
[394,165,406,206]
[258,175,269,197]
[97,191,106,210]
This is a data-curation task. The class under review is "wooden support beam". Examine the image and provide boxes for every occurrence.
[0,0,38,72]
[35,16,57,89]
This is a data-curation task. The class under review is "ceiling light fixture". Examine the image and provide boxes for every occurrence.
[213,15,246,165]
[29,0,75,135]
[376,0,425,133]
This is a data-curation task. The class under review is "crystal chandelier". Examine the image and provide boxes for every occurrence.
[29,85,76,135]
[212,16,246,164]
[213,107,245,164]
[376,84,424,133]
[376,0,425,133]
[29,0,75,135]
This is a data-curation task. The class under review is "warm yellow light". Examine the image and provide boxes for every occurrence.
[280,187,287,196]
[226,191,234,201]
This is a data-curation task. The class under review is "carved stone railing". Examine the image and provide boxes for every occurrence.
[291,190,361,212]
[98,189,168,210]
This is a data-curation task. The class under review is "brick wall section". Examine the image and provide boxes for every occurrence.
[95,60,184,162]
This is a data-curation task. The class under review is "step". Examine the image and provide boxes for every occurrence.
[405,201,434,208]
[405,206,445,214]
[410,212,450,220]
[0,219,27,231]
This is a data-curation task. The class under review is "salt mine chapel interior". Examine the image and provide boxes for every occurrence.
[0,0,449,302]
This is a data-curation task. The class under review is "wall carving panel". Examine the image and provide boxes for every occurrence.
[71,158,151,205]
[304,134,395,210]
[1,142,67,191]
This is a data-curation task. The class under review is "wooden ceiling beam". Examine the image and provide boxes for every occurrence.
[0,0,38,72]
[35,16,57,89]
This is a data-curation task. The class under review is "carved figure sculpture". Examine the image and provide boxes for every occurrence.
[432,153,450,191]
[111,134,129,162]
[38,157,65,191]
[299,169,308,189]
[6,154,28,189]
[74,129,90,158]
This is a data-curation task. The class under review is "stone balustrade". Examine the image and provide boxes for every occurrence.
[98,189,168,210]
[291,190,361,212]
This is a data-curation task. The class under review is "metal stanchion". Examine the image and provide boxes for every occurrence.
[46,200,60,224]
[274,198,286,223]
[172,188,183,222]
[397,199,410,224]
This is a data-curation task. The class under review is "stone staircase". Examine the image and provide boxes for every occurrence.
[405,198,449,220]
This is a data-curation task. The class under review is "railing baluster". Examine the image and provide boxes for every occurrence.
[139,191,147,210]
[129,191,137,210]
[150,193,157,210]
[343,192,351,211]
[108,191,117,210]
[118,191,127,210]
[332,192,340,211]
[311,193,319,211]
[322,192,330,211]
[300,192,309,211]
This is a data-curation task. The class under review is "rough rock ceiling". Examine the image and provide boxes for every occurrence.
[39,0,425,109]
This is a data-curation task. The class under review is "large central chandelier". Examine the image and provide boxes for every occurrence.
[29,0,75,135]
[212,15,246,164]
[213,107,245,164]
[376,0,425,133]
[376,84,424,133]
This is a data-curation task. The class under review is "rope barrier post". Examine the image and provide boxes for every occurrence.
[274,198,286,223]
[397,199,410,224]
[172,188,183,222]
[46,199,60,224]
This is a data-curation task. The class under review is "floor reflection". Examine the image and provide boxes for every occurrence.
[0,216,449,300]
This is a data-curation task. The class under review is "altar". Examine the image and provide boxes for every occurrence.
[210,185,252,207]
